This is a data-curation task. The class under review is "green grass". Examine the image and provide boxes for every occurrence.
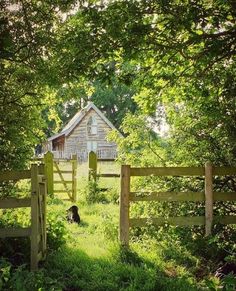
[1,162,235,290]
[1,197,230,291]
[33,200,205,291]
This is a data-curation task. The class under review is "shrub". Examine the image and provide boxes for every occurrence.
[85,180,107,204]
[105,186,119,204]
[47,211,68,251]
[99,212,118,241]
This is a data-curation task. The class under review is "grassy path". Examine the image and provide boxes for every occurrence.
[40,199,207,291]
[1,194,234,290]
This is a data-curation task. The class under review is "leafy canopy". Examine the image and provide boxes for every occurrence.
[56,0,236,165]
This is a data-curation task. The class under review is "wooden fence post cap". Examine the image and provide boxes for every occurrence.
[205,161,212,167]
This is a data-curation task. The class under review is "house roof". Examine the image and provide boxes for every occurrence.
[48,102,119,141]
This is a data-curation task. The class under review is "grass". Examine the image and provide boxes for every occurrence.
[34,199,205,291]
[1,161,236,290]
[1,197,231,291]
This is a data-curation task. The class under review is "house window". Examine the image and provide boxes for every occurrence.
[87,116,97,135]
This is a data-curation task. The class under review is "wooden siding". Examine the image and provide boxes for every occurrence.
[65,108,117,157]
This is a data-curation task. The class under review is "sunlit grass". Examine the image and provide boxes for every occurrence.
[42,199,202,290]
[64,202,119,258]
[1,165,235,290]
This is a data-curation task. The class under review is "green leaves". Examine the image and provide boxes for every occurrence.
[0,0,78,171]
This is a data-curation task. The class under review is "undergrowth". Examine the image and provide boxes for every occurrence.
[0,192,235,290]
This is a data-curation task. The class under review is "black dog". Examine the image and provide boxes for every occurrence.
[66,205,80,224]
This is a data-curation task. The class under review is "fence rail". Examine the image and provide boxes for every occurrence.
[0,164,47,271]
[129,191,236,202]
[119,163,236,246]
[130,167,205,176]
[0,170,31,182]
[0,197,31,208]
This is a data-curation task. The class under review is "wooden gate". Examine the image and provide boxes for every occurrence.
[53,155,77,202]
[0,163,47,271]
[41,152,77,202]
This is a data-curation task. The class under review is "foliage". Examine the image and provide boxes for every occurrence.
[55,0,236,168]
[85,178,107,204]
[91,78,137,129]
[0,0,76,171]
[103,185,120,204]
[99,211,118,241]
[46,209,68,251]
[0,196,68,272]
[41,75,138,140]
[109,112,168,166]
[1,1,236,289]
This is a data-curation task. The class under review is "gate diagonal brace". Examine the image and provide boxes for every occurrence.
[53,162,73,201]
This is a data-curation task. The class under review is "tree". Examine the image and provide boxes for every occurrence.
[0,0,75,170]
[42,76,137,136]
[56,0,236,166]
[90,77,137,129]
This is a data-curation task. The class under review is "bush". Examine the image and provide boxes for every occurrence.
[0,200,68,269]
[85,180,107,204]
[105,186,119,204]
[47,210,68,251]
[99,212,118,241]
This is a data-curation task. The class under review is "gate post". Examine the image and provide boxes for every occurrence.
[119,165,130,246]
[72,154,77,202]
[205,161,213,236]
[44,151,54,197]
[30,164,39,271]
[38,163,47,259]
[88,151,97,181]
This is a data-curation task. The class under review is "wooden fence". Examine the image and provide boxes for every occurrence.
[119,162,236,246]
[88,151,120,181]
[0,164,47,271]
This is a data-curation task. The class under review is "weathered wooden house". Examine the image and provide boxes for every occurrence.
[45,102,120,161]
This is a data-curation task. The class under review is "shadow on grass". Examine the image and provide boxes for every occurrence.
[39,244,200,291]
[0,236,203,291]
[79,220,89,227]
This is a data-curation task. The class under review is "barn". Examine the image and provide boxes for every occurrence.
[45,102,121,162]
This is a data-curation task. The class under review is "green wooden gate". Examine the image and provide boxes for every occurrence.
[43,152,77,202]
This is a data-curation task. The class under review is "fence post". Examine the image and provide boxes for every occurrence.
[88,151,97,181]
[38,163,47,259]
[119,165,130,246]
[72,154,77,202]
[30,164,39,271]
[44,151,54,197]
[205,161,213,236]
